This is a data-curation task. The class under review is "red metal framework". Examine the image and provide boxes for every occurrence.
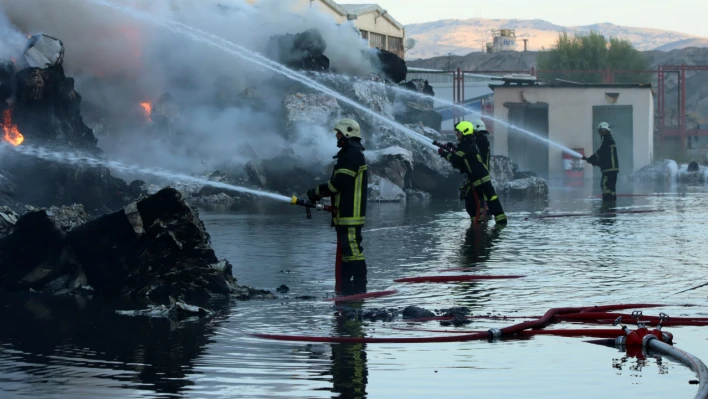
[656,65,708,150]
[449,66,708,151]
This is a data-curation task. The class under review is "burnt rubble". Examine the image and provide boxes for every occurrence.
[394,79,442,132]
[0,187,273,306]
[266,28,330,72]
[375,48,408,84]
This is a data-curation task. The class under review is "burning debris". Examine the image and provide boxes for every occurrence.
[139,101,152,122]
[0,33,145,212]
[1,108,23,146]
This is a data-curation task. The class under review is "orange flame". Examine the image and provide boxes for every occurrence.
[2,109,24,146]
[140,102,152,121]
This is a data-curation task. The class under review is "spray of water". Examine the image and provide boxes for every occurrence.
[308,71,584,158]
[2,143,293,203]
[84,0,437,151]
[390,84,584,158]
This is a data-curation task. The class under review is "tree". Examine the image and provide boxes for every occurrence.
[537,31,651,83]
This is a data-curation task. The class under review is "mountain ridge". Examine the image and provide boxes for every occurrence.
[404,18,707,60]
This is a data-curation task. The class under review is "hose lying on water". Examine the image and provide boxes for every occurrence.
[393,275,525,283]
[248,304,665,344]
[643,335,708,399]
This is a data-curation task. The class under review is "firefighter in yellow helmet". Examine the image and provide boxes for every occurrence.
[438,120,507,226]
[306,118,368,294]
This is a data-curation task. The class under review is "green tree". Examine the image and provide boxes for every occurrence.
[537,31,651,83]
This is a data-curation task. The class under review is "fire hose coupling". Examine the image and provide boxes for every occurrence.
[642,333,658,348]
[615,335,627,346]
[488,328,502,339]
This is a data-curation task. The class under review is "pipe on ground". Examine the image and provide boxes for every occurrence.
[643,335,708,399]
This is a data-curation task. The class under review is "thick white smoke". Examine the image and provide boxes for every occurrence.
[0,0,377,176]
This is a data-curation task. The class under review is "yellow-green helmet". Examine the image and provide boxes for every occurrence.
[333,118,361,139]
[455,121,475,136]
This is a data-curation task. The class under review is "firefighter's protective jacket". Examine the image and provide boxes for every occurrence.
[316,139,368,227]
[475,131,491,169]
[445,136,492,187]
[587,133,619,173]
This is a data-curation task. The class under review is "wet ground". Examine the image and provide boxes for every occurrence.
[2,179,708,398]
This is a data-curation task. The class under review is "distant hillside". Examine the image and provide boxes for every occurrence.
[656,38,708,51]
[404,19,706,60]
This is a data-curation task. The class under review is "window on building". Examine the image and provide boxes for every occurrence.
[370,32,386,50]
[360,30,369,41]
[388,36,403,58]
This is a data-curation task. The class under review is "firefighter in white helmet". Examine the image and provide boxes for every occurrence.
[583,121,619,202]
[470,119,491,169]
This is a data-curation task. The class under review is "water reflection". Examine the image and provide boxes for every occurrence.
[330,301,368,399]
[0,291,228,398]
[459,225,503,265]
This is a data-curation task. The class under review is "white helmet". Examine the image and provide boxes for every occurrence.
[597,121,611,132]
[333,118,361,139]
[471,119,486,132]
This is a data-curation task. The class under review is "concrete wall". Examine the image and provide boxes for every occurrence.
[492,86,654,179]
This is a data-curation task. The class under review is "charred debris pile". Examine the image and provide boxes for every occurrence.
[0,34,272,310]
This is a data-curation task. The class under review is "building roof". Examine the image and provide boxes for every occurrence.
[339,3,404,30]
[320,0,349,16]
[490,82,654,90]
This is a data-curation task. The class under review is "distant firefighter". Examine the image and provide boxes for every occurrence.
[583,122,619,202]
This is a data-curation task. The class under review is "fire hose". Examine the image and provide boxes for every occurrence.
[248,304,663,344]
[250,305,708,397]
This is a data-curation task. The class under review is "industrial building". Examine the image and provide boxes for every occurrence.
[490,82,654,180]
[246,0,406,58]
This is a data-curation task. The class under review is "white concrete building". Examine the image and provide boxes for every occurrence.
[339,4,405,58]
[490,83,654,180]
[245,0,406,58]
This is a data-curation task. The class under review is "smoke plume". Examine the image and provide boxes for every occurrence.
[0,0,377,176]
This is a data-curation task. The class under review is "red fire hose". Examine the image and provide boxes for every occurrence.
[394,275,525,283]
[557,312,708,323]
[248,304,665,344]
[529,209,662,220]
[391,327,630,339]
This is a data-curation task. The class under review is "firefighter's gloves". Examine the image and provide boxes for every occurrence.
[437,148,448,158]
[306,188,321,203]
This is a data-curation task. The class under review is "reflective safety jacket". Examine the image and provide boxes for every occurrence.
[316,139,368,226]
[475,131,491,169]
[587,133,619,173]
[445,136,492,187]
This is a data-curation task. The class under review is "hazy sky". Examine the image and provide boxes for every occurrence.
[343,0,708,37]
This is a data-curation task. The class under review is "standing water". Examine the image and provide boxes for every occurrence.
[1,181,708,398]
[84,0,437,150]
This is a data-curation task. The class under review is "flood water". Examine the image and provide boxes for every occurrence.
[2,180,708,398]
